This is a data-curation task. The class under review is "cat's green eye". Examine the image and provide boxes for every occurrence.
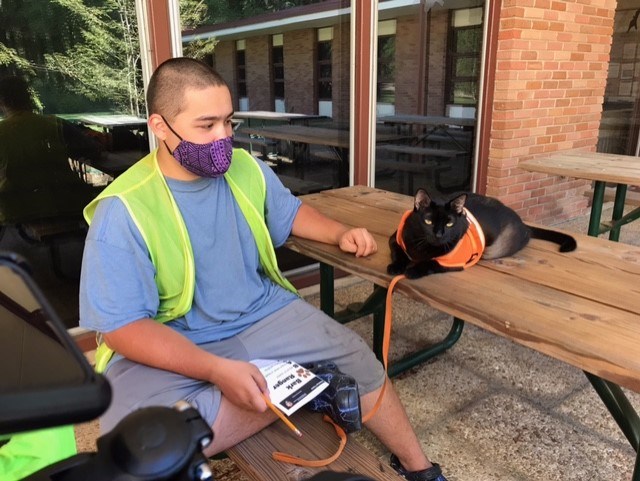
[446,221,454,227]
[424,219,432,225]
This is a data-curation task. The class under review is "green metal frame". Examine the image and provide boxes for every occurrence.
[585,188,640,479]
[589,181,640,240]
[319,263,463,379]
[585,373,640,480]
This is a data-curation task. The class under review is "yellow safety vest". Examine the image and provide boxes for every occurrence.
[84,148,297,372]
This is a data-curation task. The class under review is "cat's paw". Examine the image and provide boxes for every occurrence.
[405,266,428,279]
[387,263,405,275]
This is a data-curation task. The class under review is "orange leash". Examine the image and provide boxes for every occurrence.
[270,274,405,467]
[271,415,347,466]
[362,274,405,423]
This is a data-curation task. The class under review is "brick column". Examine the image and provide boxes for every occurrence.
[246,35,272,111]
[490,0,616,222]
[284,29,315,114]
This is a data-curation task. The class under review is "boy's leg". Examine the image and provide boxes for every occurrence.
[238,299,437,471]
[203,399,276,456]
[201,378,431,465]
[361,381,431,471]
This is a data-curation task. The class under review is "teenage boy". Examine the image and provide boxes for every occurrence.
[80,57,448,481]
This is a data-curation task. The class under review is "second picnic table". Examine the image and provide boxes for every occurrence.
[520,150,640,240]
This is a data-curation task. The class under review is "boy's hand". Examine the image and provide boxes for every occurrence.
[338,227,378,257]
[211,358,269,412]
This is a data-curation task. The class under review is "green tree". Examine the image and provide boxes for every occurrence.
[180,0,324,26]
[181,0,218,60]
[180,0,323,59]
[44,0,143,115]
[0,0,142,115]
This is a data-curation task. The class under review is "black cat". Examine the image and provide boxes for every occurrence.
[387,188,577,279]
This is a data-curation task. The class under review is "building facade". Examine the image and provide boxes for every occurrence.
[184,0,634,225]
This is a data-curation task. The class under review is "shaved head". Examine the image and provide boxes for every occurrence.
[147,57,229,120]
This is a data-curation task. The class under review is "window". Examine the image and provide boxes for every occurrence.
[447,8,483,107]
[272,34,285,110]
[317,28,333,101]
[598,5,640,155]
[377,20,396,106]
[0,0,148,327]
[236,40,247,99]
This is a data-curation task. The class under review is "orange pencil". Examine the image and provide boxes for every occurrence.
[261,393,303,437]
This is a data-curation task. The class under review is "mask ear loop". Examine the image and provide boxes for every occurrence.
[160,115,184,155]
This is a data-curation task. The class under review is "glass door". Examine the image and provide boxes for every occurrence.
[599,2,640,157]
[374,0,485,197]
[0,0,148,327]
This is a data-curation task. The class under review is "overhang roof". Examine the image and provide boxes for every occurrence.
[182,0,423,42]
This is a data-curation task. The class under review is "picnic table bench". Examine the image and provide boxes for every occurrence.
[227,410,404,481]
[272,185,640,481]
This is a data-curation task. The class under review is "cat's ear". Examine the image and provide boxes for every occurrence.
[414,189,431,210]
[449,194,467,214]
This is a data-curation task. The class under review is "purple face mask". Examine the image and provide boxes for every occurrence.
[163,117,233,178]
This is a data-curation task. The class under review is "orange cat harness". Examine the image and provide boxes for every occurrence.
[396,207,486,268]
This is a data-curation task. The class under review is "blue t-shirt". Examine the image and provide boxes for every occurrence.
[79,159,301,345]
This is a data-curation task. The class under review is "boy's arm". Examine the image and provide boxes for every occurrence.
[102,319,268,413]
[291,203,377,257]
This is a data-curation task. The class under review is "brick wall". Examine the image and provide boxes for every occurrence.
[394,16,420,114]
[491,0,616,222]
[425,11,448,116]
[332,22,351,124]
[213,41,236,106]
[381,13,448,116]
[284,29,315,114]
[246,35,272,111]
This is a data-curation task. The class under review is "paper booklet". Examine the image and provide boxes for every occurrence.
[251,359,329,416]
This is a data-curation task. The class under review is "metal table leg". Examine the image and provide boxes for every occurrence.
[585,373,640,450]
[387,317,464,378]
[588,181,606,237]
[585,373,640,481]
[610,184,628,241]
[585,201,640,479]
[318,263,463,377]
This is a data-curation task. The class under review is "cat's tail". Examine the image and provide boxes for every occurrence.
[529,226,577,252]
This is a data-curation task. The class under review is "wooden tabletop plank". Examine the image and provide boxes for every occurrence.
[379,114,476,128]
[519,150,640,185]
[233,111,325,121]
[487,240,640,315]
[288,186,640,392]
[242,125,349,148]
[241,125,407,149]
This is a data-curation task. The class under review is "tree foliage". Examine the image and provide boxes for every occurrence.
[0,0,326,114]
[180,0,324,60]
[0,0,142,115]
[181,0,324,27]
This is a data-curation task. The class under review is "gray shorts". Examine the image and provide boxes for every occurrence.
[100,299,385,433]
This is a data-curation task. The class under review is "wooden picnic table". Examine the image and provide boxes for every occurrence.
[520,150,640,240]
[241,125,350,149]
[379,114,475,151]
[284,185,640,480]
[379,114,476,128]
[241,125,406,186]
[233,111,326,125]
[59,113,148,130]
